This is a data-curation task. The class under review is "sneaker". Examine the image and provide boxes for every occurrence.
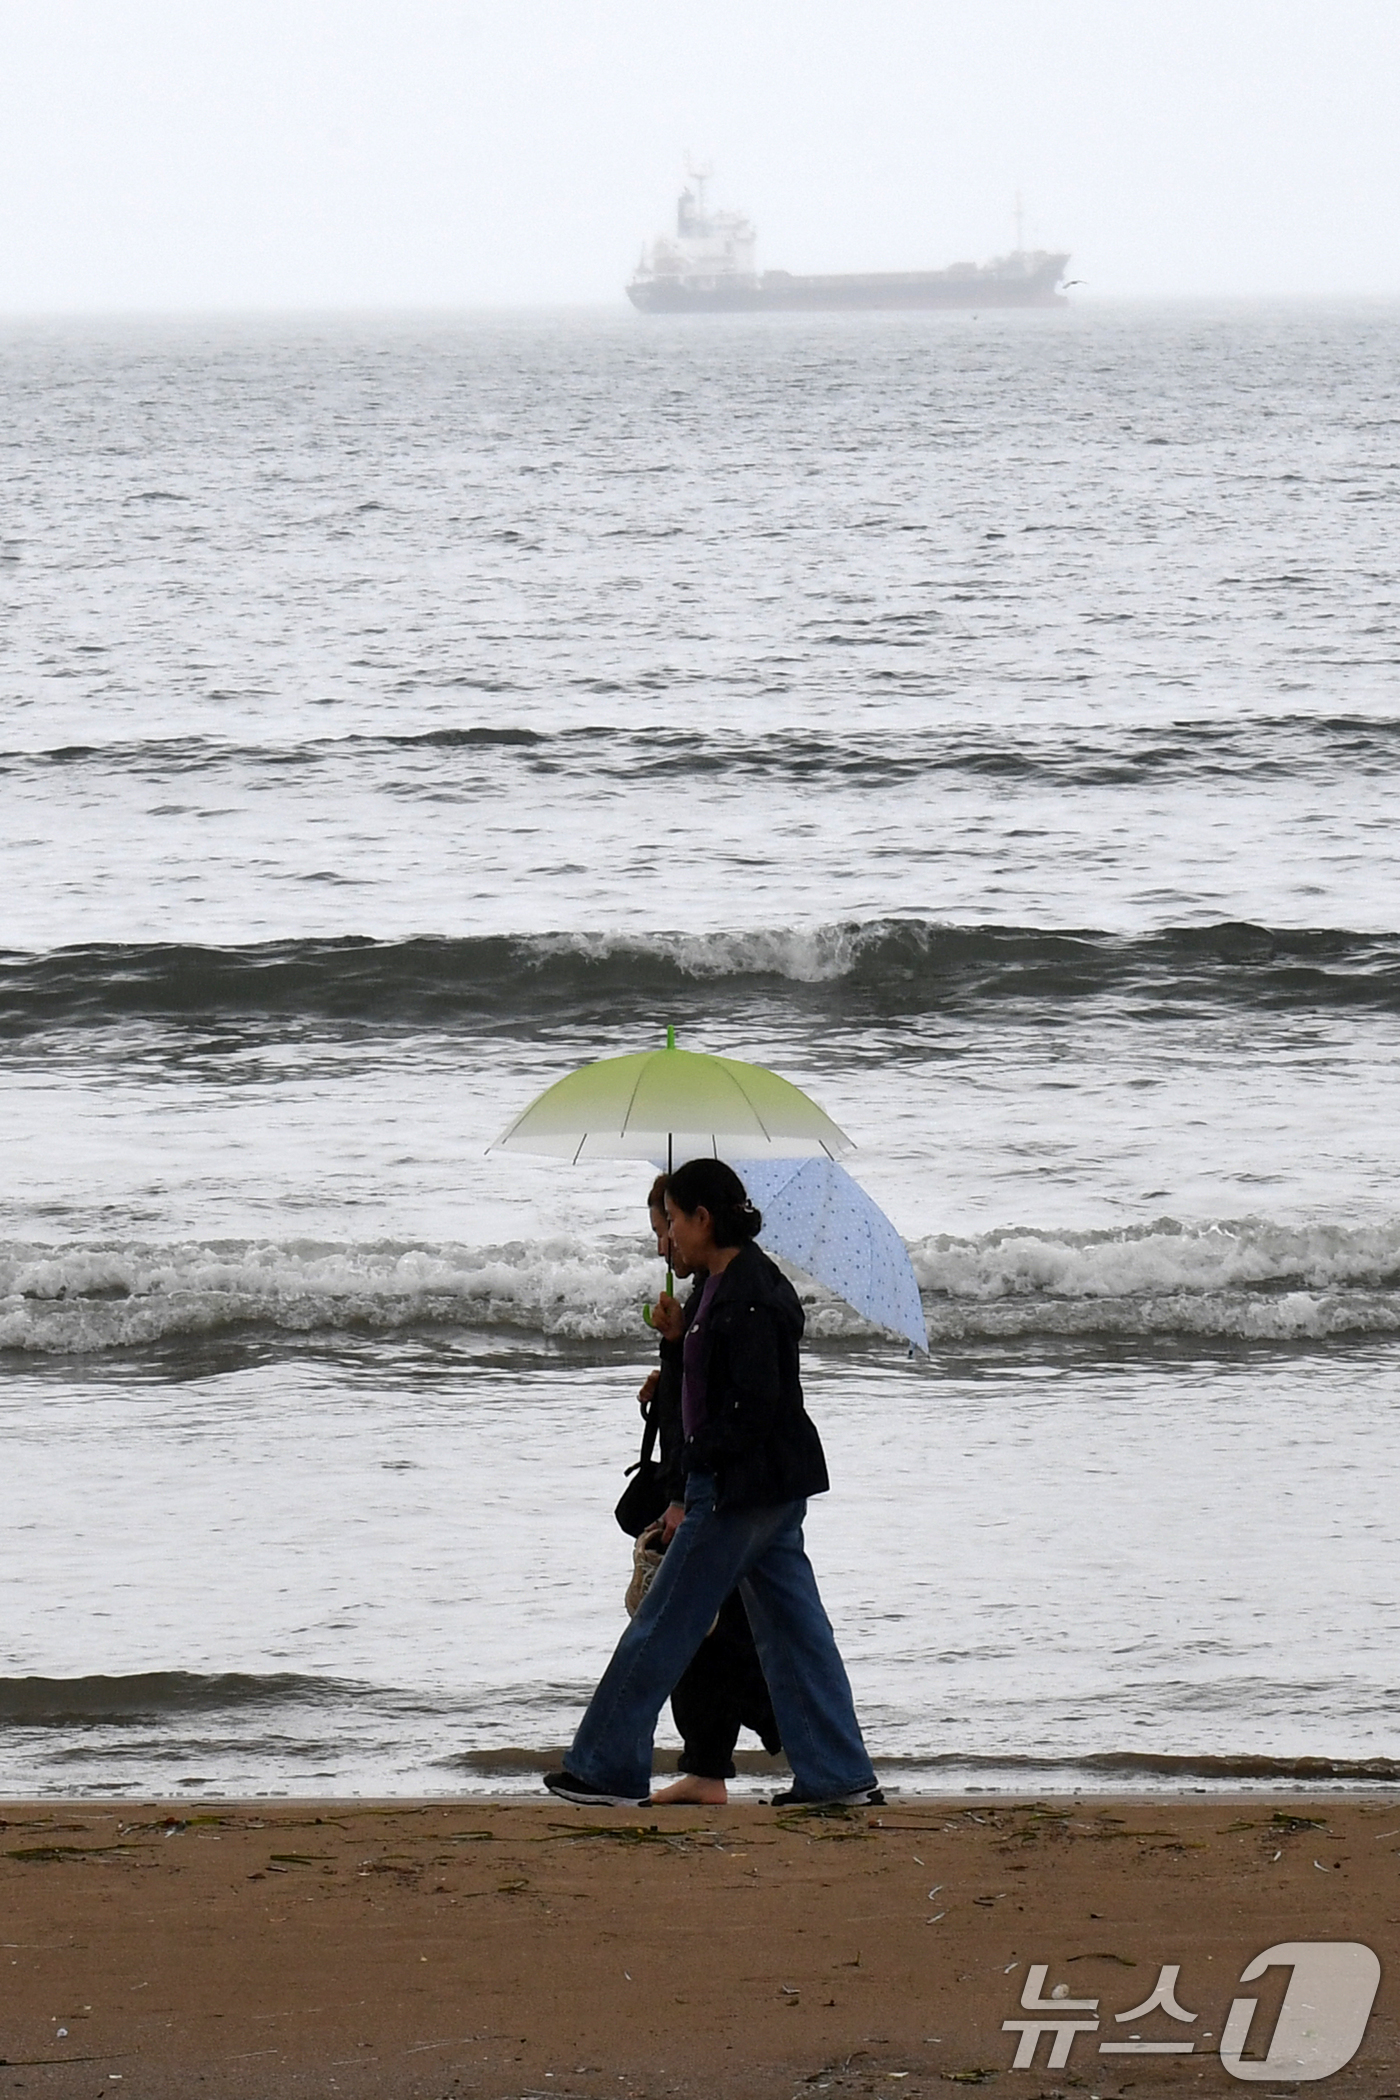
[771,1784,885,1809]
[544,1769,651,1808]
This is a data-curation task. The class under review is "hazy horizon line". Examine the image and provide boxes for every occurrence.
[3,290,1400,326]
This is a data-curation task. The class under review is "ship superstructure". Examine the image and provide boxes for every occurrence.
[630,168,759,300]
[627,171,1069,313]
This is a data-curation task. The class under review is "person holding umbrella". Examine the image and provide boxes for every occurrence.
[636,1174,782,1806]
[546,1158,881,1810]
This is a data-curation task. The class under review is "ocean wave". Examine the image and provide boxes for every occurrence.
[908,1215,1400,1344]
[449,1746,1400,1784]
[0,726,547,772]
[0,1237,661,1352]
[3,1670,1392,1790]
[5,1218,1400,1354]
[4,919,1400,1034]
[5,714,1400,787]
[911,1215,1400,1301]
[0,1671,351,1725]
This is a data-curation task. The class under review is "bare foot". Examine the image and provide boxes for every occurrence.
[649,1774,728,1805]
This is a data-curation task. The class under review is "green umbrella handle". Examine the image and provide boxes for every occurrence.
[642,1266,676,1329]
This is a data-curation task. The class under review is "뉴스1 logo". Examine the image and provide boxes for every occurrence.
[1004,1942,1381,2080]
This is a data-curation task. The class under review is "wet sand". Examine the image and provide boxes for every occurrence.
[1,1796,1396,2097]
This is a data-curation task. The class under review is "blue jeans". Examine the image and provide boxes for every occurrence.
[568,1474,877,1801]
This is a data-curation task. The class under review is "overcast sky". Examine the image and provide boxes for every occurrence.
[1,0,1397,310]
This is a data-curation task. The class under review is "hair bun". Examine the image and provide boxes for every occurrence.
[665,1158,763,1247]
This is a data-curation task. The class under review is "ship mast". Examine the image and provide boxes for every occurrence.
[1014,190,1025,254]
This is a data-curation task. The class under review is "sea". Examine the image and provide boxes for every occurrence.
[3,299,1400,1801]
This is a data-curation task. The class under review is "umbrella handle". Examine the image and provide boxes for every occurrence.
[641,1269,675,1329]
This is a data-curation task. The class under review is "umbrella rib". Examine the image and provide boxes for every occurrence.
[731,1068,774,1144]
[619,1057,653,1146]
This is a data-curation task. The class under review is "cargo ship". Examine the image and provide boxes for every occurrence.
[627,171,1069,313]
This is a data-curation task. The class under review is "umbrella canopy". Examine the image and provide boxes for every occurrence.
[735,1156,929,1353]
[493,1034,853,1165]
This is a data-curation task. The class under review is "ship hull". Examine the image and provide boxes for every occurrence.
[627,256,1070,313]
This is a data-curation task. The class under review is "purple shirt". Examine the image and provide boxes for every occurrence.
[681,1272,723,1441]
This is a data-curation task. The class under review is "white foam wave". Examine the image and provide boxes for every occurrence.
[534,923,870,984]
[3,1216,1400,1353]
[0,1238,660,1353]
[910,1215,1400,1301]
[908,1216,1400,1344]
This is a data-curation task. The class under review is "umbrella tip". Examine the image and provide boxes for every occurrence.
[666,1024,676,1050]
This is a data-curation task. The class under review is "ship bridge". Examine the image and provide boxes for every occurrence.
[631,167,758,296]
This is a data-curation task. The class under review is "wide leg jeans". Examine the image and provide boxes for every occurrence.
[567,1473,877,1802]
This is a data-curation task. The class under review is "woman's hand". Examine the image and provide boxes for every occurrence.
[637,1368,660,1415]
[661,1500,686,1543]
[650,1291,685,1342]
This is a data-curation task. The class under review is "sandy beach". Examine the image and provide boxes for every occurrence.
[1,1795,1395,2097]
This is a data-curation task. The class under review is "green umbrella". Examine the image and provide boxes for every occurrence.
[493,1027,853,1170]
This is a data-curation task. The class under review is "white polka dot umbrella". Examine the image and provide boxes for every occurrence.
[735,1156,929,1354]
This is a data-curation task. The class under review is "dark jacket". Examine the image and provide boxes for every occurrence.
[680,1241,830,1511]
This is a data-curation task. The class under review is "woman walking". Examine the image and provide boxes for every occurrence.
[635,1175,782,1807]
[546,1159,881,1809]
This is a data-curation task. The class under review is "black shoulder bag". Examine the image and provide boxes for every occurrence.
[614,1399,669,1536]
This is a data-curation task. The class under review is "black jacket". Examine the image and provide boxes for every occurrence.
[680,1241,830,1511]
